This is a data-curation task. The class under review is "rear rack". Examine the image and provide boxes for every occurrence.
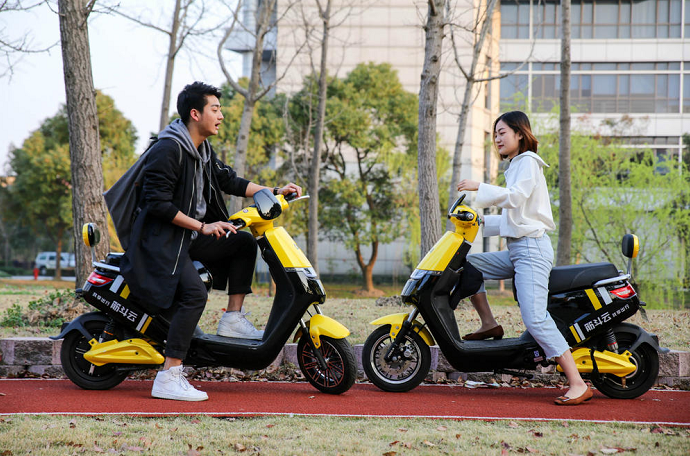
[593,274,631,287]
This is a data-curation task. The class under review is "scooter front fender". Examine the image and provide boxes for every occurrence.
[295,314,350,349]
[84,338,164,367]
[370,313,435,347]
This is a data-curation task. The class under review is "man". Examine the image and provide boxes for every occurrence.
[121,81,301,401]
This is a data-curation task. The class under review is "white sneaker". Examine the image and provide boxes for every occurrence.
[217,311,264,340]
[151,365,208,401]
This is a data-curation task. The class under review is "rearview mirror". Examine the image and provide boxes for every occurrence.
[82,223,101,247]
[254,188,282,220]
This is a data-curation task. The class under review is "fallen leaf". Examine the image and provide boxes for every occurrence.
[234,443,247,452]
[600,449,620,454]
[69,419,77,428]
[388,441,399,446]
[190,418,201,424]
[437,426,447,431]
[422,440,435,447]
[509,421,520,428]
[382,452,397,456]
[266,424,275,428]
[398,428,408,432]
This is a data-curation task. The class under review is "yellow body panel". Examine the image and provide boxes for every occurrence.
[558,348,637,377]
[83,338,164,366]
[370,313,435,347]
[416,232,465,272]
[265,227,312,268]
[631,235,639,258]
[82,224,91,247]
[306,314,350,348]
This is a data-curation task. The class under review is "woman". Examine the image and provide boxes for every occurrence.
[457,111,592,405]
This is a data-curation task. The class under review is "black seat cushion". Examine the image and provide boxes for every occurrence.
[548,262,619,294]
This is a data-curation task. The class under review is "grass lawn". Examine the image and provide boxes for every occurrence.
[1,279,688,350]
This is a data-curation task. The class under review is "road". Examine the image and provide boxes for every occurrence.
[1,380,688,425]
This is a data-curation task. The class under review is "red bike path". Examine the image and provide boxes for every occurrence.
[1,380,689,426]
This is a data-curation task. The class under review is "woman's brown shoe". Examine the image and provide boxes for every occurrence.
[462,325,504,340]
[554,386,593,405]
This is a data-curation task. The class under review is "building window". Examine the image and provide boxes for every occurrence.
[500,61,682,114]
[501,0,530,38]
[502,0,683,39]
[684,63,690,113]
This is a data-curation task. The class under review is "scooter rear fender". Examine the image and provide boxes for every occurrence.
[294,314,350,349]
[595,322,669,354]
[370,313,435,347]
[50,311,110,341]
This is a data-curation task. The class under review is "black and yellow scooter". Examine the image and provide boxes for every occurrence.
[52,189,356,394]
[362,194,667,399]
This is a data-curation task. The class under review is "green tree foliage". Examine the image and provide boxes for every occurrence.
[8,92,137,256]
[311,63,421,293]
[540,128,690,306]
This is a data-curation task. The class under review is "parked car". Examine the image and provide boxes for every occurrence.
[34,251,76,275]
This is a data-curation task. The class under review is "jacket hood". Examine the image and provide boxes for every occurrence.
[513,151,548,168]
[158,119,210,163]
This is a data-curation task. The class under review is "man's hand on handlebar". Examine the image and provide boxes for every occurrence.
[275,182,302,198]
[202,221,238,239]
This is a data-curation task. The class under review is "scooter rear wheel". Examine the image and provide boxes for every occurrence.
[61,319,128,390]
[297,335,356,395]
[589,330,659,399]
[362,325,431,392]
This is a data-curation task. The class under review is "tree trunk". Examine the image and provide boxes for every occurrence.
[159,0,182,132]
[307,0,332,274]
[448,0,498,230]
[230,96,256,214]
[229,0,274,215]
[556,0,572,266]
[418,0,446,257]
[55,230,63,281]
[58,0,110,285]
[355,241,379,293]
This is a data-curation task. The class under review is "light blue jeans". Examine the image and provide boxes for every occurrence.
[466,235,570,359]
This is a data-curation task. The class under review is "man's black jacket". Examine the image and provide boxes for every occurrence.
[120,138,249,309]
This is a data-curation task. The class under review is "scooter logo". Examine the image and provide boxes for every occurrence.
[533,350,543,362]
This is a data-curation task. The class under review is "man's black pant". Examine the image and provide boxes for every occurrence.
[164,230,257,359]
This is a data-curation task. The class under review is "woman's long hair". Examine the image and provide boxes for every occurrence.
[493,111,538,158]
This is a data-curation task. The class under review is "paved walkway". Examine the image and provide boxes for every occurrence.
[1,379,689,426]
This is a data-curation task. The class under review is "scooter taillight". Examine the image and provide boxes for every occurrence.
[610,284,636,299]
[87,272,114,286]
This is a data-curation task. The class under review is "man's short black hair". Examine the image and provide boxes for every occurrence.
[177,81,222,125]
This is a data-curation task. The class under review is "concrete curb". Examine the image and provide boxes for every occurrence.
[1,337,688,389]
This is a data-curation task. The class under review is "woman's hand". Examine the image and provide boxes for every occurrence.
[277,182,302,197]
[457,179,481,192]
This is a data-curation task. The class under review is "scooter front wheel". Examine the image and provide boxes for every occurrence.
[297,335,356,395]
[362,325,431,392]
[61,319,128,390]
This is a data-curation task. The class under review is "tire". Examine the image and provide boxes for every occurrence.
[60,318,129,390]
[362,325,431,392]
[39,266,47,276]
[297,335,356,395]
[589,330,659,399]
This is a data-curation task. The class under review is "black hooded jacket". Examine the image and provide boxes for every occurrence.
[120,137,249,309]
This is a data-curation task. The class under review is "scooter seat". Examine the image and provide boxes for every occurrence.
[548,262,619,294]
[105,253,124,267]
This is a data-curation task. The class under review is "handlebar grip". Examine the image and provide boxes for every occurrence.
[229,219,246,229]
[451,212,475,222]
[285,192,298,202]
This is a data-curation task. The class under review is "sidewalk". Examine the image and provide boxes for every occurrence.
[1,337,688,388]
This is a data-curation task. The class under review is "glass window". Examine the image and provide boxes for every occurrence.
[684,74,690,113]
[500,74,529,111]
[593,75,617,95]
[631,74,655,95]
[631,62,656,70]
